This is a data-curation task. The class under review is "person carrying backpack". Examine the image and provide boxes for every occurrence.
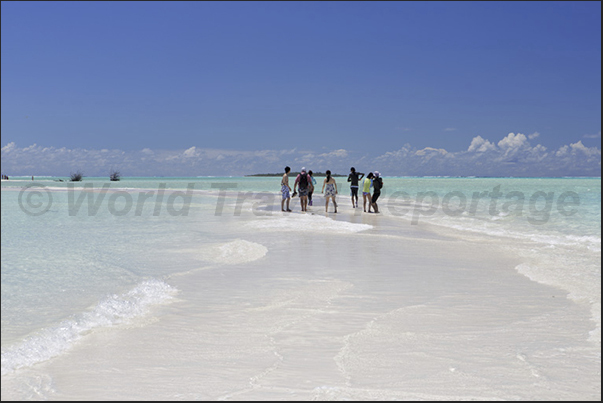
[293,167,312,212]
[371,171,383,213]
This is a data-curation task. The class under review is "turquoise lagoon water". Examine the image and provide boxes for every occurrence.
[1,176,600,379]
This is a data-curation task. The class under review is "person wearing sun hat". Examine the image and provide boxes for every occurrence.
[293,167,312,212]
[371,171,383,213]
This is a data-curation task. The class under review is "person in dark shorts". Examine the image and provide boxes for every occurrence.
[293,167,312,212]
[347,167,365,208]
[371,171,383,213]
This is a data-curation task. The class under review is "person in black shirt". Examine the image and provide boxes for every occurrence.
[371,171,383,213]
[347,167,365,208]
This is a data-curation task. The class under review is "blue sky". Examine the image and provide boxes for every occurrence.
[1,1,601,176]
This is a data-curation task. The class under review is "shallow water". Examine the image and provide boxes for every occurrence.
[1,177,600,399]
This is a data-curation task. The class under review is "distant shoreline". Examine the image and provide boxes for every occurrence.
[2,175,601,180]
[245,172,347,177]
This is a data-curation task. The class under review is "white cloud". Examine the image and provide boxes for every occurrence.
[497,132,529,150]
[373,132,600,177]
[528,132,541,140]
[583,131,601,139]
[182,146,200,158]
[468,136,497,153]
[1,142,16,153]
[555,145,569,157]
[319,149,348,159]
[415,147,447,156]
[570,141,601,157]
[555,141,601,159]
[22,144,38,152]
[1,134,600,178]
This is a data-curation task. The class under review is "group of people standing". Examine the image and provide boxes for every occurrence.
[280,166,383,214]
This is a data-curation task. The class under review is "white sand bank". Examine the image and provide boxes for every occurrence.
[2,197,599,400]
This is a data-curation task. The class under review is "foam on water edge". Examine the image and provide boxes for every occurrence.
[421,215,601,252]
[404,211,601,344]
[247,214,373,233]
[515,263,601,343]
[214,239,269,265]
[1,279,177,375]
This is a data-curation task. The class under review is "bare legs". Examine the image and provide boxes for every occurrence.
[325,197,338,213]
[371,193,380,213]
[351,189,360,208]
[281,197,291,212]
[363,193,372,213]
[300,196,309,212]
[371,201,379,213]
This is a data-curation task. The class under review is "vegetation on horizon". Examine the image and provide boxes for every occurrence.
[70,170,83,181]
[246,172,346,177]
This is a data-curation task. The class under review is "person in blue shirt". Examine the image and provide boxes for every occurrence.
[307,170,317,206]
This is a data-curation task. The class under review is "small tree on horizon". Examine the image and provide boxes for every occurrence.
[70,170,83,181]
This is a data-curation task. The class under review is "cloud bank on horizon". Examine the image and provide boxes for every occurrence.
[2,132,600,178]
